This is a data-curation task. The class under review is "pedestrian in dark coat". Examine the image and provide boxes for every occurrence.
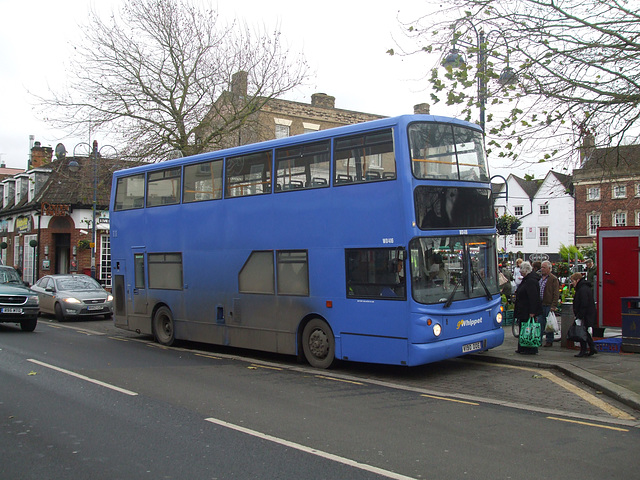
[570,272,597,357]
[514,261,542,354]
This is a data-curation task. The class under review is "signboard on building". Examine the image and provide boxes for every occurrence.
[529,253,549,263]
[41,203,71,217]
[15,215,32,233]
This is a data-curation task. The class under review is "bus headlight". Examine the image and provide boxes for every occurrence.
[433,324,442,337]
[496,312,503,324]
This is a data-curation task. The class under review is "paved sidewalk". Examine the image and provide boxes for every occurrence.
[470,326,640,412]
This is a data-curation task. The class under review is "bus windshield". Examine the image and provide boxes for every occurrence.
[409,122,488,181]
[410,235,499,305]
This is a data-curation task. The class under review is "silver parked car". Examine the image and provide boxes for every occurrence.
[31,274,113,322]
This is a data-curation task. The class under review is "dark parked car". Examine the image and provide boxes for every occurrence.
[31,274,113,322]
[0,266,39,331]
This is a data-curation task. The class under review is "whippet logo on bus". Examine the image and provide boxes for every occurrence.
[456,317,483,330]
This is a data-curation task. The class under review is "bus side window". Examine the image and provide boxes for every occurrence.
[183,160,223,203]
[226,151,272,198]
[239,251,275,294]
[134,254,145,289]
[114,174,145,211]
[345,248,406,300]
[277,250,309,296]
[334,129,396,185]
[275,141,330,192]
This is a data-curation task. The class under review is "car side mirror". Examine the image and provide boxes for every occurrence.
[45,287,55,293]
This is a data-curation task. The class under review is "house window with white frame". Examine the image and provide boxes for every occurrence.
[539,227,549,247]
[303,122,320,134]
[587,186,600,201]
[613,211,627,227]
[514,205,523,216]
[588,213,600,236]
[613,185,627,199]
[539,203,549,215]
[515,229,523,247]
[274,118,292,139]
[636,211,640,226]
[636,184,640,197]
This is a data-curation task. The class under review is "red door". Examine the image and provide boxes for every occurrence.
[598,228,640,328]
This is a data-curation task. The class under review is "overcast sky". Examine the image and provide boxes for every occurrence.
[0,0,527,177]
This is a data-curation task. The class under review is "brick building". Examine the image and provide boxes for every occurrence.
[0,145,138,287]
[196,71,402,150]
[573,138,640,248]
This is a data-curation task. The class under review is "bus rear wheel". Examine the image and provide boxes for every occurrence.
[153,306,175,346]
[302,318,335,369]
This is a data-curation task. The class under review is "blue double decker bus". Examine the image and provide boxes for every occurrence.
[109,114,504,368]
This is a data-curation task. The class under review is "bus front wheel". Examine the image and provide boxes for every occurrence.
[153,306,175,346]
[302,318,335,369]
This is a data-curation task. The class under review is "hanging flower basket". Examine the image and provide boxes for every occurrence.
[496,214,521,235]
[77,239,91,250]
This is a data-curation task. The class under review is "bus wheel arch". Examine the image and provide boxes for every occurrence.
[299,316,336,369]
[152,304,175,346]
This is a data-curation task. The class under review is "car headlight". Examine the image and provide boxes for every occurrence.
[107,294,113,302]
[62,297,82,304]
[27,295,39,306]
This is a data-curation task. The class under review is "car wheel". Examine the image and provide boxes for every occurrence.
[20,317,37,332]
[55,303,66,322]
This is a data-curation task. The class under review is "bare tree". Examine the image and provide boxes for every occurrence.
[391,0,640,169]
[36,0,309,161]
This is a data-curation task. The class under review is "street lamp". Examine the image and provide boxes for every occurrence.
[442,22,518,133]
[70,141,116,281]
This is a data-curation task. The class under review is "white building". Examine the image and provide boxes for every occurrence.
[493,171,574,263]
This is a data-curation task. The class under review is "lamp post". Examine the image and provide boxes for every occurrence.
[69,141,116,281]
[442,23,517,133]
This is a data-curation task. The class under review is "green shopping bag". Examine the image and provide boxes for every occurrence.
[519,318,542,348]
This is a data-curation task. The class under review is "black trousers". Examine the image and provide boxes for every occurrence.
[578,330,597,353]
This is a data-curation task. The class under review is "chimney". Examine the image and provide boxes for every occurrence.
[30,141,53,169]
[231,71,248,96]
[311,93,335,109]
[579,129,595,166]
[414,103,430,115]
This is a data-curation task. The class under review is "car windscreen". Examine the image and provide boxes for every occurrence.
[57,277,102,291]
[0,269,23,284]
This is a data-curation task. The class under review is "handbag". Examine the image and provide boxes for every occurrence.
[567,321,588,342]
[545,311,559,333]
[519,318,542,348]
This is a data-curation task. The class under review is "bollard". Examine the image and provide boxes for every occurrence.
[560,302,573,348]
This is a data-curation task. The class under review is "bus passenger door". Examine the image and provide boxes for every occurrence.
[112,258,128,328]
[131,250,148,316]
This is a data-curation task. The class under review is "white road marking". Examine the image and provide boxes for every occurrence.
[205,417,417,480]
[27,359,138,396]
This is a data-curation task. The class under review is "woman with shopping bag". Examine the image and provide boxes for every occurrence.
[514,261,543,354]
[570,272,598,357]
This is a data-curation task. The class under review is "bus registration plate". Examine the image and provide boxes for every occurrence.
[462,341,482,353]
[2,308,22,314]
